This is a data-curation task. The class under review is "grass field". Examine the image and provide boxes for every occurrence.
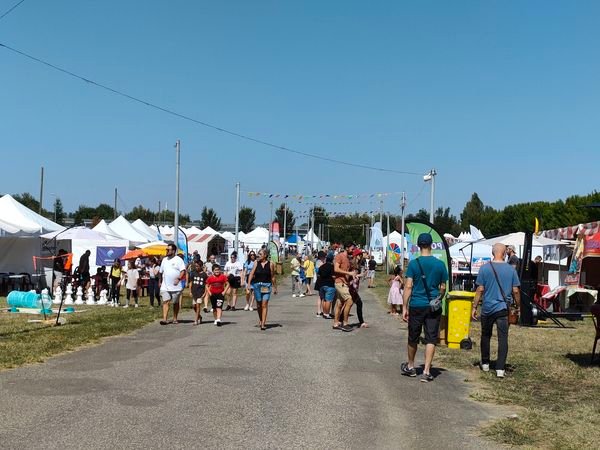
[0,270,286,372]
[371,270,600,449]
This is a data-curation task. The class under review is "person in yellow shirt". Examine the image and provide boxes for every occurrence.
[303,254,315,296]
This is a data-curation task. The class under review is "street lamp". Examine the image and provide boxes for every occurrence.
[423,169,437,223]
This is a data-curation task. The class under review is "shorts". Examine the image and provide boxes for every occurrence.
[53,271,63,283]
[319,286,336,302]
[192,290,205,305]
[228,275,241,289]
[80,272,91,283]
[335,282,352,302]
[408,307,442,345]
[252,282,272,302]
[306,277,313,285]
[210,293,225,309]
[367,270,375,279]
[161,290,182,305]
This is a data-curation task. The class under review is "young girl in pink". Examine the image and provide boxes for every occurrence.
[387,265,403,315]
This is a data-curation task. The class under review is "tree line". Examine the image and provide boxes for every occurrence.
[8,190,600,240]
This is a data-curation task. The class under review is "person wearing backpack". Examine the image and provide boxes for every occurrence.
[401,233,448,383]
[471,243,521,378]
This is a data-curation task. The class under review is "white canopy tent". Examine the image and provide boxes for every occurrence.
[303,228,320,245]
[0,194,63,236]
[93,219,123,239]
[41,226,128,276]
[241,227,269,250]
[132,219,159,241]
[108,216,151,244]
[449,241,493,274]
[201,226,220,235]
[0,195,63,275]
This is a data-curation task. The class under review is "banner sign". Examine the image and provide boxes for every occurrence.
[96,246,127,266]
[584,232,600,258]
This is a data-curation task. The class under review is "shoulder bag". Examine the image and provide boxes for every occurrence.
[415,258,442,312]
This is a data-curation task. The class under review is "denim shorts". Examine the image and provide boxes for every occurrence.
[319,286,336,302]
[252,282,272,302]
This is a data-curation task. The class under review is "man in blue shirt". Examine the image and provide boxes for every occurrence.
[401,233,448,382]
[472,243,521,378]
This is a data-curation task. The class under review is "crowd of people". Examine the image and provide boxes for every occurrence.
[49,232,523,383]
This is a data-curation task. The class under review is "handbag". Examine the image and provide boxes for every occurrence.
[415,258,442,312]
[260,284,271,294]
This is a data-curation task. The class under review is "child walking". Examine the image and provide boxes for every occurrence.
[125,260,139,308]
[206,264,229,327]
[189,260,207,325]
[387,265,403,315]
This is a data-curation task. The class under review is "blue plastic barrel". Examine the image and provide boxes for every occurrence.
[7,290,41,309]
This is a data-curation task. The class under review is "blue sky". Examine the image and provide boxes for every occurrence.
[1,1,598,225]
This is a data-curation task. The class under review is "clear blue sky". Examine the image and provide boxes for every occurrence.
[1,1,598,225]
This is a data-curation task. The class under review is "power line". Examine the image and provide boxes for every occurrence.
[0,42,423,176]
[0,0,25,21]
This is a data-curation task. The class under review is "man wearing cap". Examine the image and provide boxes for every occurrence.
[507,246,520,273]
[401,233,448,382]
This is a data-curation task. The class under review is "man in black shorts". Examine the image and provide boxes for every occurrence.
[401,233,448,382]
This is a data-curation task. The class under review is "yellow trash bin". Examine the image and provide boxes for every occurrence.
[446,291,475,349]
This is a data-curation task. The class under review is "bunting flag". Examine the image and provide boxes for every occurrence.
[245,191,403,200]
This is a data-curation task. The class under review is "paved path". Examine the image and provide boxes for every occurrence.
[0,278,502,449]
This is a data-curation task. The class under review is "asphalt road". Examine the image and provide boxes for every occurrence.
[0,279,503,449]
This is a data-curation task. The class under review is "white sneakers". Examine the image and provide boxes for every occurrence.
[292,294,297,298]
[481,363,490,372]
[299,294,306,298]
[244,305,249,311]
[481,363,505,378]
[134,304,139,308]
[496,370,505,378]
[249,307,253,311]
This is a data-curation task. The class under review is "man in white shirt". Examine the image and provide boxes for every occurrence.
[159,243,186,325]
[224,251,244,310]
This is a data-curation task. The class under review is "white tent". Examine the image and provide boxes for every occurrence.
[131,219,159,241]
[449,241,493,274]
[41,226,128,275]
[220,231,235,243]
[185,226,204,235]
[93,219,123,239]
[241,227,269,249]
[481,232,564,249]
[303,228,320,245]
[109,216,151,243]
[0,194,63,235]
[201,226,219,235]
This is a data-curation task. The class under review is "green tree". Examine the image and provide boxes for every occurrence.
[238,206,256,233]
[53,198,65,225]
[161,210,191,225]
[460,193,485,230]
[200,207,222,230]
[309,205,328,235]
[73,205,97,225]
[406,209,430,223]
[327,214,370,244]
[433,207,461,236]
[275,203,295,236]
[125,205,156,223]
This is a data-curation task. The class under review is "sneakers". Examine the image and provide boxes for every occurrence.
[340,324,353,332]
[481,363,490,372]
[420,373,434,383]
[225,305,232,311]
[401,362,417,377]
[496,370,505,378]
[215,319,222,327]
[123,304,129,309]
[244,305,249,311]
[299,294,306,298]
[249,307,254,311]
[292,294,297,298]
[203,307,208,313]
[134,304,139,308]
[322,314,333,319]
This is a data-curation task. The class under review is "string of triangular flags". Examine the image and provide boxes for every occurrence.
[245,191,402,200]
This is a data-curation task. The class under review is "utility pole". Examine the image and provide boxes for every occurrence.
[157,201,161,225]
[283,202,287,242]
[268,200,274,244]
[114,188,118,219]
[234,182,240,253]
[400,191,406,270]
[39,167,44,215]
[424,168,437,223]
[379,199,383,227]
[174,140,181,249]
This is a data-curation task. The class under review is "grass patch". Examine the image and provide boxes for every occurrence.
[371,271,600,448]
[0,293,173,371]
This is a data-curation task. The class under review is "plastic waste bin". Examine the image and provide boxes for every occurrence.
[446,291,475,349]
